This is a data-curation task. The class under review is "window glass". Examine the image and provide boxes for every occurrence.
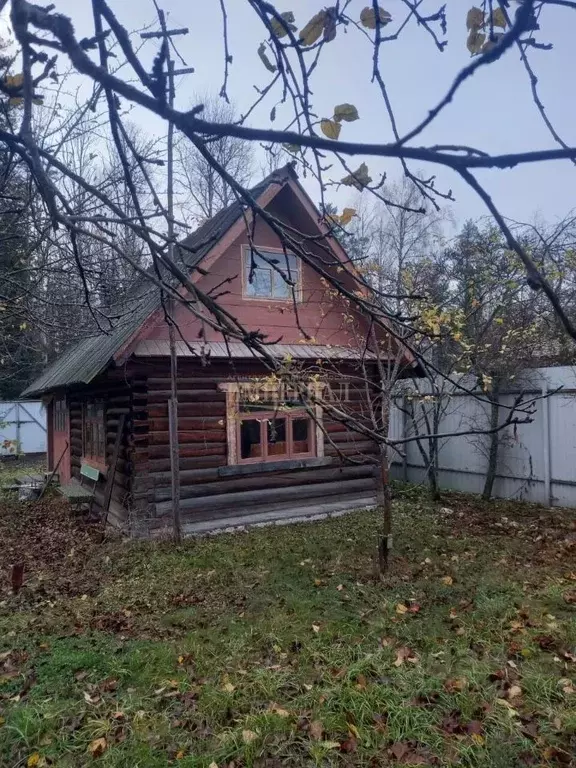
[292,418,310,453]
[240,418,262,459]
[244,249,298,299]
[267,418,287,456]
[84,400,105,460]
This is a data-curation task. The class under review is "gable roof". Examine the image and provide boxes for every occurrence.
[21,165,298,398]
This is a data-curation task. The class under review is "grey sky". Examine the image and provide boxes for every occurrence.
[11,1,576,228]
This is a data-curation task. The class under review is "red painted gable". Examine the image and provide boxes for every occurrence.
[142,182,373,350]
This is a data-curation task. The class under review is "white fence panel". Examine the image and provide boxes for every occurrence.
[0,401,46,456]
[390,366,576,508]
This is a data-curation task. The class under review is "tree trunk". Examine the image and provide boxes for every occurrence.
[376,445,393,575]
[482,379,501,500]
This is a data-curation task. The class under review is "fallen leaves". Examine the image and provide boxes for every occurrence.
[394,646,419,667]
[309,719,324,740]
[89,737,107,757]
[441,575,454,586]
[242,729,257,744]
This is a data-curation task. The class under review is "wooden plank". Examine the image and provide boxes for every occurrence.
[218,456,334,477]
[154,464,374,502]
[155,477,373,515]
[102,413,126,527]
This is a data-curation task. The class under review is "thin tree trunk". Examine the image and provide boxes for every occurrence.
[376,444,393,575]
[482,379,501,500]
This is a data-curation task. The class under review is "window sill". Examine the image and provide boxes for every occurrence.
[219,456,333,478]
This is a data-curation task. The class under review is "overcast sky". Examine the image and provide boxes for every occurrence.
[6,1,576,229]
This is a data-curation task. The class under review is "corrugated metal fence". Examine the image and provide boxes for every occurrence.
[389,366,576,508]
[0,401,46,456]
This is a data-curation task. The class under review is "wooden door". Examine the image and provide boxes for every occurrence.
[52,395,71,484]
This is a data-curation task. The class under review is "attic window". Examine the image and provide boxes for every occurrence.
[243,247,299,300]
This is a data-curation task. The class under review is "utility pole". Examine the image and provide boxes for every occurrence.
[141,9,194,545]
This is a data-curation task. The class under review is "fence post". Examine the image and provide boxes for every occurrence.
[15,402,21,457]
[542,382,551,507]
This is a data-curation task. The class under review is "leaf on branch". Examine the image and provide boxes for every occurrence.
[360,6,392,29]
[320,118,341,140]
[8,97,24,107]
[283,143,301,153]
[270,11,297,38]
[341,162,372,190]
[258,42,277,72]
[339,207,357,226]
[5,73,23,89]
[467,30,486,54]
[323,7,338,42]
[334,103,359,122]
[299,11,327,46]
[491,7,507,28]
[466,7,484,31]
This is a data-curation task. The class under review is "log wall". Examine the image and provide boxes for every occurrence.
[126,358,378,535]
[67,369,145,529]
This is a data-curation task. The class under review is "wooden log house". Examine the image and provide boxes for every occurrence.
[21,165,420,535]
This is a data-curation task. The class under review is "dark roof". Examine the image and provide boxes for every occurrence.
[21,166,295,398]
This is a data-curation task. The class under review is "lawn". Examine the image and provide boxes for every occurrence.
[1,487,575,767]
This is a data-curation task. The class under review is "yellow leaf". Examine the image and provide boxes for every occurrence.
[257,42,277,72]
[269,702,290,717]
[242,729,258,743]
[299,11,326,46]
[360,6,392,29]
[209,763,219,768]
[467,30,486,54]
[395,603,408,614]
[320,118,341,140]
[338,207,356,226]
[466,7,484,30]
[442,575,453,586]
[491,7,507,28]
[341,162,372,190]
[471,733,485,745]
[222,681,235,693]
[270,11,296,38]
[322,741,341,749]
[334,103,359,123]
[27,755,41,768]
[89,737,107,757]
[176,750,186,759]
[312,623,320,633]
[5,73,23,89]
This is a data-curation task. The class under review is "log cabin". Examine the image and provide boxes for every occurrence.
[21,165,420,536]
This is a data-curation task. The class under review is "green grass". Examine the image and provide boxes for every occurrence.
[1,490,575,767]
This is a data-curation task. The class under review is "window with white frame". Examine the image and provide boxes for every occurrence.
[243,247,299,300]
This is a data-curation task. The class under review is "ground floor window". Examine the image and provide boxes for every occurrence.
[238,409,314,462]
[83,400,105,463]
[53,396,67,432]
[220,380,322,465]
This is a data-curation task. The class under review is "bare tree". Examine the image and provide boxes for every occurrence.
[175,94,254,223]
